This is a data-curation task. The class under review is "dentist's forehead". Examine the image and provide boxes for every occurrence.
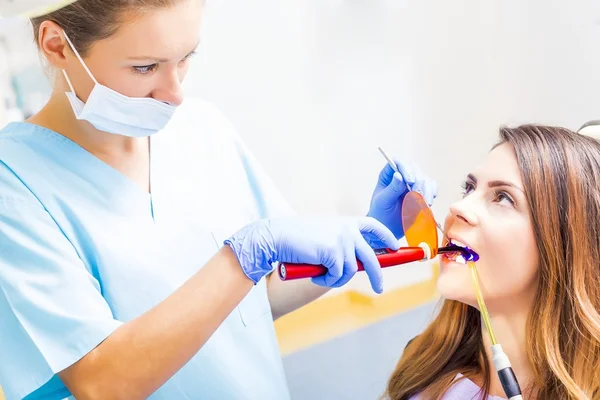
[100,1,203,59]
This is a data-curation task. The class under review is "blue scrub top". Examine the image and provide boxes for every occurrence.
[0,99,293,400]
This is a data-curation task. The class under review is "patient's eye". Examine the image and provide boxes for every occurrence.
[460,180,475,197]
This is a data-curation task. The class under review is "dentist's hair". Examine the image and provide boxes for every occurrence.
[384,125,600,399]
[30,0,190,55]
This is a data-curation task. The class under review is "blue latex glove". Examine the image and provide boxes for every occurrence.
[368,158,438,239]
[225,216,400,293]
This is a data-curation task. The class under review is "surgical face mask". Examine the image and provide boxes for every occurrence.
[62,32,178,137]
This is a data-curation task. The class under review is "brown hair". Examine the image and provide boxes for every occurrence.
[384,125,600,399]
[30,0,188,56]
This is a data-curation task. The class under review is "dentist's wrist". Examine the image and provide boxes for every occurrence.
[224,219,276,284]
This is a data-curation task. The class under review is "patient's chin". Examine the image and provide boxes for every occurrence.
[436,274,475,305]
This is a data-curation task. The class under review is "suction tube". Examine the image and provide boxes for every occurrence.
[469,262,523,399]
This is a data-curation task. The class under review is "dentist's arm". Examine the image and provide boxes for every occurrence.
[60,246,253,400]
[58,216,398,399]
[267,273,330,319]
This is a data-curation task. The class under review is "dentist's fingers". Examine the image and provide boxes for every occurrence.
[394,159,416,186]
[423,177,435,206]
[327,241,360,288]
[377,162,396,187]
[359,218,401,250]
[355,239,384,294]
[377,172,409,209]
[411,166,426,197]
[311,248,344,287]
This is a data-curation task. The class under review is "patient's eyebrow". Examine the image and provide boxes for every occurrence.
[468,174,524,193]
[488,179,524,193]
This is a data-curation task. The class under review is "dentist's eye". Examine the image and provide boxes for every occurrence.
[460,180,475,197]
[180,51,197,63]
[494,190,515,206]
[133,64,158,74]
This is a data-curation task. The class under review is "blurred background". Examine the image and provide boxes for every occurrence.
[1,0,600,398]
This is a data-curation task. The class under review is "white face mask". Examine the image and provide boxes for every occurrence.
[62,32,178,137]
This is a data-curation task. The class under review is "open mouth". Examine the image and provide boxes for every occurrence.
[442,239,479,263]
[443,250,468,264]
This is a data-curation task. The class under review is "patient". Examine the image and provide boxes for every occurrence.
[384,125,600,399]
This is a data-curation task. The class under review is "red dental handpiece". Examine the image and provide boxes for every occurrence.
[278,246,427,281]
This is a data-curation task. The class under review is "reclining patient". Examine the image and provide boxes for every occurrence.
[384,125,600,399]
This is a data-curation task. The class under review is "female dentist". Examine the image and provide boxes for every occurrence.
[0,1,437,399]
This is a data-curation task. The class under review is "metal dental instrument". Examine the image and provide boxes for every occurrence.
[377,146,448,241]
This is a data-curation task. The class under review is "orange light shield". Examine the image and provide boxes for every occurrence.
[401,191,439,258]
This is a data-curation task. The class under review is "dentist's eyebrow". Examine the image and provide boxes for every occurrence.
[128,55,170,62]
[128,40,200,62]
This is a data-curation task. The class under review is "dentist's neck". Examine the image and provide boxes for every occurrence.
[481,303,536,398]
[30,81,147,157]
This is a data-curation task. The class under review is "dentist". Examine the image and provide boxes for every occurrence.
[0,1,437,399]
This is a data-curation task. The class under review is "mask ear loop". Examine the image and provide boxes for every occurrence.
[61,69,77,95]
[62,31,98,95]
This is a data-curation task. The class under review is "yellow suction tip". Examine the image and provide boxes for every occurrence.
[469,261,497,345]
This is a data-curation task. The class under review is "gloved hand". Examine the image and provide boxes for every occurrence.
[368,158,438,239]
[225,216,400,293]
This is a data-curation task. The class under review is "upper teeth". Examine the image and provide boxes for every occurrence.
[452,240,468,248]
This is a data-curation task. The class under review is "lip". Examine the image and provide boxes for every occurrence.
[446,234,475,252]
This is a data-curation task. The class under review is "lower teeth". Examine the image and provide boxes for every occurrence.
[446,253,467,264]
